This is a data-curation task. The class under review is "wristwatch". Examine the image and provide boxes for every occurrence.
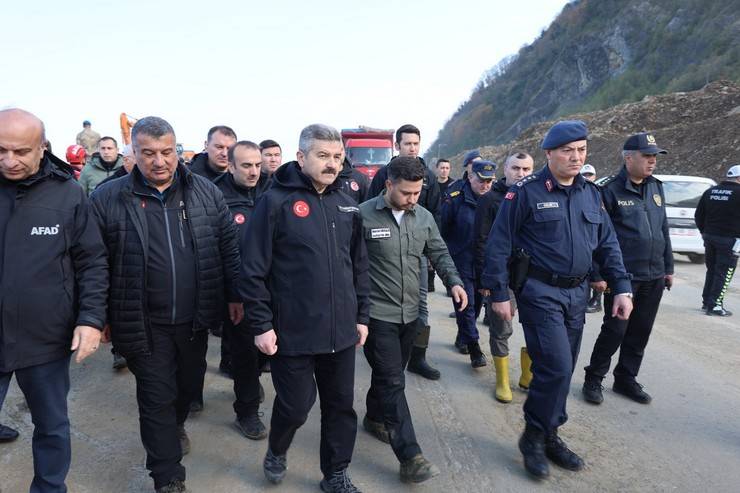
[615,292,633,298]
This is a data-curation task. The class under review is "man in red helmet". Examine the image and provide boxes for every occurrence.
[66,144,86,180]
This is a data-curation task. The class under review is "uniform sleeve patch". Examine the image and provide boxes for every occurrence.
[505,192,516,200]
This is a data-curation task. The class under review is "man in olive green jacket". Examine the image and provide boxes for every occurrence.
[78,136,124,195]
[360,156,467,484]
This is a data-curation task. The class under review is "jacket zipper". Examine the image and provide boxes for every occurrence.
[160,199,178,325]
[319,195,336,352]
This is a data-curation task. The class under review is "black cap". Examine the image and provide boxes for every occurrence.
[623,132,667,155]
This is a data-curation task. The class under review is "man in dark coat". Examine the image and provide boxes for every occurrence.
[0,108,108,492]
[91,116,242,493]
[241,124,369,493]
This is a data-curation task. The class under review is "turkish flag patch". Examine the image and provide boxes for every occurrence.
[293,200,310,218]
[234,213,246,224]
[350,180,359,191]
[505,192,516,200]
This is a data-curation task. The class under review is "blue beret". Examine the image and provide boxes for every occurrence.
[463,149,481,167]
[541,120,589,150]
[472,160,496,179]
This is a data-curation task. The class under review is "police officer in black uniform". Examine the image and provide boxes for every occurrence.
[695,164,740,316]
[582,133,674,405]
[214,140,270,440]
[481,120,633,479]
[369,124,442,380]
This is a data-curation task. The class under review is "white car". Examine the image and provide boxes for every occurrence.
[654,174,716,263]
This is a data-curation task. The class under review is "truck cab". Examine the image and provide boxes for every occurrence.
[341,127,394,179]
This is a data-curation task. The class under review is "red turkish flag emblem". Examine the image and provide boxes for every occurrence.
[350,180,359,191]
[234,213,246,224]
[505,192,516,200]
[293,200,310,218]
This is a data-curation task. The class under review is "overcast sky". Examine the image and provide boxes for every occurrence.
[1,0,568,159]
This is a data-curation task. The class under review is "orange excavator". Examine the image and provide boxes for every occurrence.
[120,113,195,163]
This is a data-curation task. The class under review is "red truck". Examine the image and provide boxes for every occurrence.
[341,126,394,179]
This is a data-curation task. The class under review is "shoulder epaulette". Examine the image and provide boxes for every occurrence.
[513,174,539,188]
[449,190,461,197]
[597,174,617,187]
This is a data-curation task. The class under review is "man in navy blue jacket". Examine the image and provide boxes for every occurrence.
[440,160,495,368]
[240,124,370,493]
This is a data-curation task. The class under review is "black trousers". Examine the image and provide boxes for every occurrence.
[364,318,422,462]
[221,314,261,418]
[702,234,738,308]
[585,278,664,382]
[126,323,207,489]
[269,345,357,477]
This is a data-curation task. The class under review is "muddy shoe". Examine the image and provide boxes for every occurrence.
[582,379,604,404]
[177,425,190,456]
[468,342,487,368]
[263,448,287,484]
[235,414,267,440]
[400,454,440,483]
[362,415,389,443]
[612,379,652,404]
[0,423,19,443]
[454,339,470,354]
[156,479,187,493]
[320,468,361,492]
[545,433,584,471]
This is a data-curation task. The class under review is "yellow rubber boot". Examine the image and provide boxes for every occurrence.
[493,356,513,403]
[519,347,533,389]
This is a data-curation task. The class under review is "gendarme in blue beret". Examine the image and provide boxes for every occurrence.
[463,149,481,167]
[472,160,496,179]
[541,120,589,150]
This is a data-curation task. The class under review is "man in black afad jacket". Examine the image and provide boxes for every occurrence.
[214,140,271,441]
[583,133,674,406]
[0,108,108,492]
[241,124,369,493]
[695,164,740,317]
[369,124,442,381]
[473,151,534,403]
[91,116,242,493]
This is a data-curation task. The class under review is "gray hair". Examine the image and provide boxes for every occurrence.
[622,150,636,161]
[298,124,342,154]
[131,116,176,150]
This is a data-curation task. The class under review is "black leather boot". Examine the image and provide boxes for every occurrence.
[519,424,549,479]
[407,346,441,380]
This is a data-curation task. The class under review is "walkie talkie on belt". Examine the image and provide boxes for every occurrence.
[508,248,531,292]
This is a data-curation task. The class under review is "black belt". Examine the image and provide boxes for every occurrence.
[528,265,588,289]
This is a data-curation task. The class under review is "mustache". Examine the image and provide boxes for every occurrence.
[322,168,337,175]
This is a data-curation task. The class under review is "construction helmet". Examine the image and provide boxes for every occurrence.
[66,145,87,164]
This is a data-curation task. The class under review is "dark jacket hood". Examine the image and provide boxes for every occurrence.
[272,161,342,193]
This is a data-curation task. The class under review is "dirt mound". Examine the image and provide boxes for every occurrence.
[448,80,740,182]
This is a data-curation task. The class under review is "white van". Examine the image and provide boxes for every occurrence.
[654,174,716,263]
